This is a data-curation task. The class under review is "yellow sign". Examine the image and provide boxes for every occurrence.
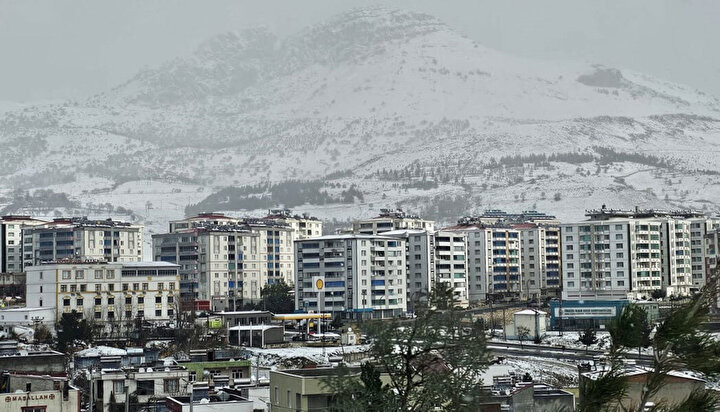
[315,278,324,290]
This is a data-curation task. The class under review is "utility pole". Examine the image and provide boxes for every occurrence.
[189,382,193,412]
[502,306,507,341]
[124,385,129,412]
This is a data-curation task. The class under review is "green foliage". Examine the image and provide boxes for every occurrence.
[608,303,651,350]
[56,311,93,352]
[581,275,720,412]
[516,326,531,348]
[260,280,295,314]
[185,180,363,215]
[328,284,491,411]
[325,363,398,412]
[578,327,598,348]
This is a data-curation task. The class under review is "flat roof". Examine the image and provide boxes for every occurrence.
[295,234,400,241]
[121,261,180,268]
[228,325,282,331]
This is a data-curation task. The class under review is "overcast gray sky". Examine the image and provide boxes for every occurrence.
[1,0,718,102]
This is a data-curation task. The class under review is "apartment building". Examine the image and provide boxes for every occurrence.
[352,209,434,235]
[383,229,435,312]
[264,209,323,240]
[0,215,48,273]
[153,223,261,311]
[561,208,715,300]
[445,224,523,303]
[294,235,407,319]
[433,230,469,307]
[689,217,720,290]
[25,261,179,330]
[156,213,295,311]
[518,224,562,300]
[22,217,143,268]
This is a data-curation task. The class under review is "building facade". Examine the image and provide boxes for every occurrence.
[383,230,435,312]
[562,208,718,300]
[352,209,434,235]
[0,215,48,273]
[433,230,469,306]
[22,217,143,268]
[25,261,179,330]
[294,235,407,319]
[155,213,296,311]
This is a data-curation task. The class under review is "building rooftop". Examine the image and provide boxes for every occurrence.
[32,217,140,229]
[295,234,400,241]
[581,366,705,382]
[585,206,706,220]
[121,261,179,268]
[265,208,320,221]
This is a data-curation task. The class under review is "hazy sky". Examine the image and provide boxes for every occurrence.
[1,0,718,102]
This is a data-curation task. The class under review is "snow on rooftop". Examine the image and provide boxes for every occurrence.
[75,346,127,357]
[514,309,548,316]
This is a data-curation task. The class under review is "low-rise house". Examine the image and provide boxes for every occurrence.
[579,365,706,410]
[0,372,81,412]
[165,392,254,412]
[228,324,284,348]
[0,342,65,375]
[94,365,190,412]
[270,367,393,412]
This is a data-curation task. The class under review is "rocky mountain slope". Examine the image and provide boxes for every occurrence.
[1,7,720,235]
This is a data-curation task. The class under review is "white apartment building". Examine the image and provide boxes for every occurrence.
[445,224,523,303]
[562,208,716,300]
[22,217,143,268]
[265,209,323,240]
[433,230,469,307]
[25,261,179,330]
[352,209,434,235]
[0,215,48,273]
[518,224,562,301]
[294,235,407,319]
[156,213,294,311]
[383,229,435,312]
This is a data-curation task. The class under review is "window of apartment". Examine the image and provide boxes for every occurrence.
[136,380,155,395]
[76,270,84,279]
[168,296,174,304]
[125,297,132,305]
[95,270,103,279]
[617,280,625,286]
[125,310,132,318]
[70,285,77,292]
[567,281,575,287]
[62,271,71,280]
[60,285,67,292]
[138,297,144,304]
[78,284,85,292]
[21,407,46,412]
[63,298,70,307]
[133,283,139,291]
[122,283,129,291]
[113,380,125,394]
[95,298,102,305]
[158,283,164,291]
[169,283,175,290]
[107,270,115,279]
[566,245,574,251]
[155,296,162,304]
[142,283,148,291]
[616,243,623,249]
[168,309,174,317]
[567,263,574,269]
[95,284,102,292]
[77,298,83,306]
[108,284,115,291]
[164,379,179,393]
[108,297,114,305]
[94,311,101,319]
[615,225,623,230]
[155,309,162,316]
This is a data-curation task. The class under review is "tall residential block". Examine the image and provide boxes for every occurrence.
[22,217,143,268]
[0,215,48,273]
[294,235,407,319]
[154,214,294,311]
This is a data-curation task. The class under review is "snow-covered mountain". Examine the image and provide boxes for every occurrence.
[2,7,720,236]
